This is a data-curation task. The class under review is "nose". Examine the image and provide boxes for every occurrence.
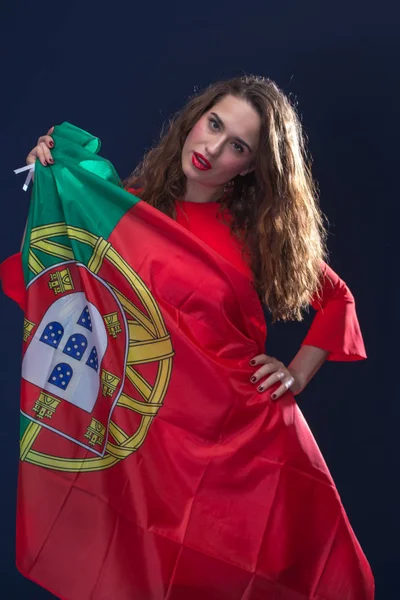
[206,137,225,158]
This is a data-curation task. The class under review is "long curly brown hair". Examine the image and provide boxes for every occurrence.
[123,75,328,321]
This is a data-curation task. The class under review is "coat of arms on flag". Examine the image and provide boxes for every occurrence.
[19,221,174,472]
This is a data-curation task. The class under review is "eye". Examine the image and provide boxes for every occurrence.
[209,117,220,131]
[232,142,244,154]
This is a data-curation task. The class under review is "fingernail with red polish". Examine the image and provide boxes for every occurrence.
[249,360,256,366]
[271,393,277,400]
[49,141,54,147]
[250,376,256,383]
[257,385,264,392]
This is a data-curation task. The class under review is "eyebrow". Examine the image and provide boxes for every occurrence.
[210,112,252,153]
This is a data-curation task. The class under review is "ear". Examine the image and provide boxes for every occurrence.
[239,163,255,177]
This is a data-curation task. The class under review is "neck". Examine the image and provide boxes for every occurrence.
[183,179,224,204]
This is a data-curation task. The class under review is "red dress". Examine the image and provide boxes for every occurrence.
[0,194,366,362]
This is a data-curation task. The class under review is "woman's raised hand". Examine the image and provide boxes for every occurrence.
[26,126,55,167]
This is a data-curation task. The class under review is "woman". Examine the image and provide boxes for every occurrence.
[4,75,366,395]
[1,75,373,598]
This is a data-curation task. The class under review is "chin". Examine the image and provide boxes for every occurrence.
[182,155,202,183]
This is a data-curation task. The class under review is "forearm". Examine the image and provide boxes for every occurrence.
[288,345,329,395]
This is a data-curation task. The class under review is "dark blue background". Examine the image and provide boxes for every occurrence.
[1,1,397,597]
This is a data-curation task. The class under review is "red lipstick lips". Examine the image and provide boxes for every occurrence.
[192,152,212,171]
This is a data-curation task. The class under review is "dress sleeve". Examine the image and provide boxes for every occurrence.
[0,252,26,311]
[301,261,367,361]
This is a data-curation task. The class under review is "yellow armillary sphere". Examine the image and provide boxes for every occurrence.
[20,222,174,472]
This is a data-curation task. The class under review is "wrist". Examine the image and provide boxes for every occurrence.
[288,345,329,396]
[288,366,307,395]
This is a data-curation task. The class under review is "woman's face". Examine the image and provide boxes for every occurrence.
[181,94,261,189]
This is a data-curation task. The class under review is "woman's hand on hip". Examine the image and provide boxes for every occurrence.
[249,354,304,400]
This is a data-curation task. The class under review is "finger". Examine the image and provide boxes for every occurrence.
[47,126,54,135]
[271,376,295,401]
[249,354,276,367]
[37,134,55,149]
[257,371,286,392]
[36,143,49,166]
[39,141,54,164]
[250,362,279,384]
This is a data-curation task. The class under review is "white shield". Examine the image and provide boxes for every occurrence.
[22,292,108,412]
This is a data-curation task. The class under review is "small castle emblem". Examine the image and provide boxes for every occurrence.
[23,318,36,342]
[32,392,61,420]
[103,312,122,338]
[101,369,121,398]
[48,268,74,295]
[84,418,106,447]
